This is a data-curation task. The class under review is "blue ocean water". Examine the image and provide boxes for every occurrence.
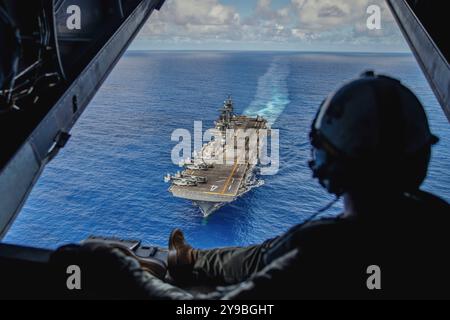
[4,51,450,249]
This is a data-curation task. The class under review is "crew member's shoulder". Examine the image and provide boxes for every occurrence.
[302,215,347,229]
[293,215,354,244]
[411,190,449,210]
[405,190,450,220]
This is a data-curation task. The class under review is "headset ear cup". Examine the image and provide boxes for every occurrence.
[330,160,350,196]
[322,159,344,196]
[316,150,350,196]
[309,149,344,196]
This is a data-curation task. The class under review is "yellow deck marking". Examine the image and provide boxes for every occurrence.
[204,162,249,197]
[204,192,235,197]
[221,162,239,194]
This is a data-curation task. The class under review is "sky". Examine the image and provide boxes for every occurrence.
[131,0,410,52]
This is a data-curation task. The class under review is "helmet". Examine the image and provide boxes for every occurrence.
[309,71,438,196]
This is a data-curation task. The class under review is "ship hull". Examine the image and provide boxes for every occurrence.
[194,201,225,217]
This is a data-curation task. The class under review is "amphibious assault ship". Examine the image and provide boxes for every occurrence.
[165,97,268,216]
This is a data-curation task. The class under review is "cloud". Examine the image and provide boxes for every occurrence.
[169,0,239,25]
[140,0,240,40]
[254,0,291,23]
[291,0,398,39]
[136,0,407,51]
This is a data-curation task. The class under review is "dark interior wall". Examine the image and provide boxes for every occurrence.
[406,0,450,64]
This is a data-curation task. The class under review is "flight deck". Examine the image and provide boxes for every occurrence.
[165,97,268,216]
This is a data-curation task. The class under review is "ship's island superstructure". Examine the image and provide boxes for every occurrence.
[165,97,268,216]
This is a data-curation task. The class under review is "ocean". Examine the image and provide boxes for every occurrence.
[4,51,450,249]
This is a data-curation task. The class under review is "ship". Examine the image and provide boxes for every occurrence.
[165,97,269,216]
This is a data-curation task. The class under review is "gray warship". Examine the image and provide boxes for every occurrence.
[165,97,268,216]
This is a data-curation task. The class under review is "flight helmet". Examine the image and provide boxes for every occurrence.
[309,71,438,196]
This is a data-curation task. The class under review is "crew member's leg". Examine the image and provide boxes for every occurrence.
[192,238,276,285]
[169,224,303,285]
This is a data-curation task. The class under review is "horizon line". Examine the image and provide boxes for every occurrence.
[127,49,412,54]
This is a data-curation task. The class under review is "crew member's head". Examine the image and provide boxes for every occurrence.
[309,71,438,196]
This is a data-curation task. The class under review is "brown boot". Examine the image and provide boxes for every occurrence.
[168,229,197,282]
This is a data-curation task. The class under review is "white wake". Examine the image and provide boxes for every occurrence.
[244,57,291,126]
